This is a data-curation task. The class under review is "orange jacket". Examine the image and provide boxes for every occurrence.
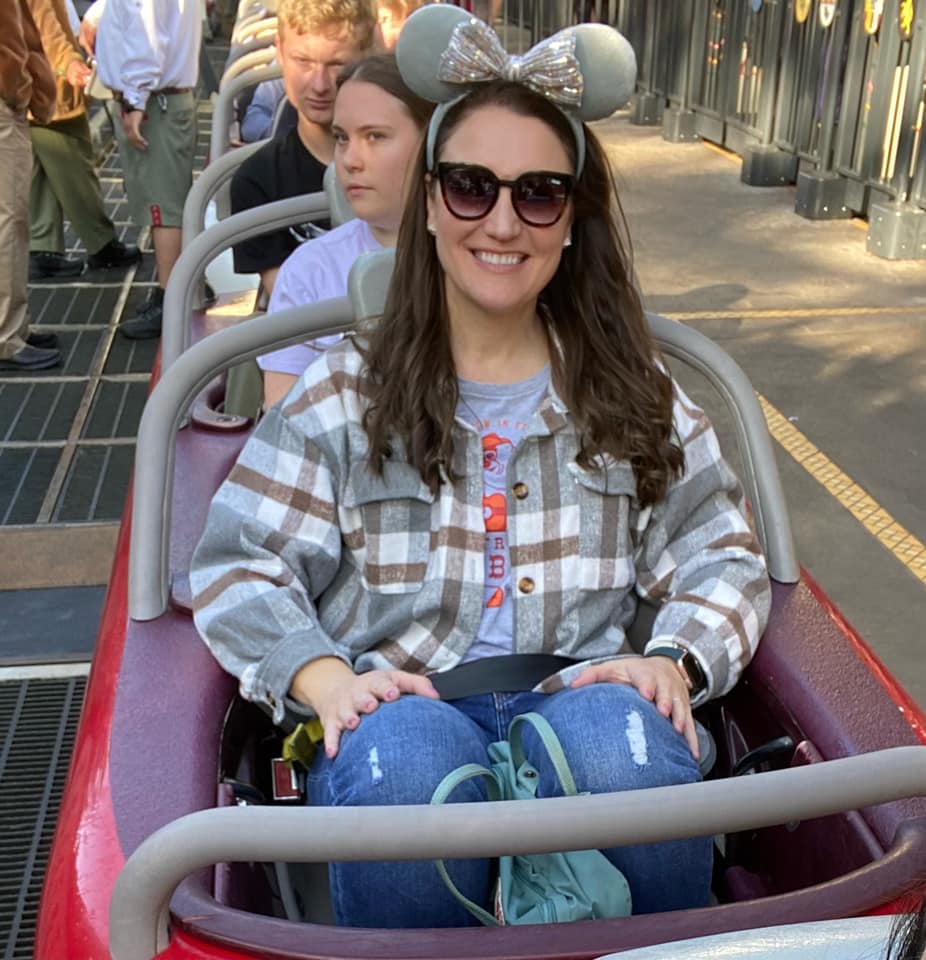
[0,0,55,120]
[25,0,86,123]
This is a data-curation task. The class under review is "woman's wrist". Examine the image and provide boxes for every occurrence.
[289,656,353,712]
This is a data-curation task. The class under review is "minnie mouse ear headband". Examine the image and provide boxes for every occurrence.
[395,4,637,176]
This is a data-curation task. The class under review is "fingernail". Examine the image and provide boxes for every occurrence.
[326,747,335,758]
[385,688,398,700]
[363,698,376,710]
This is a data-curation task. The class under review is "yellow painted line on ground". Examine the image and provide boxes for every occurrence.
[665,305,925,321]
[758,396,926,586]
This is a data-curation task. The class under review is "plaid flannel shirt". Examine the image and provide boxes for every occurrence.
[191,340,771,725]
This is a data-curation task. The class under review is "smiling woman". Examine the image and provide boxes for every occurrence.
[258,54,434,407]
[190,5,771,930]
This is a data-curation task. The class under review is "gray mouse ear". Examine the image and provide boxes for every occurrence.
[572,23,637,121]
[395,4,477,103]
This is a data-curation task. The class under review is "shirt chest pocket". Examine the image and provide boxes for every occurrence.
[342,459,435,594]
[571,460,639,593]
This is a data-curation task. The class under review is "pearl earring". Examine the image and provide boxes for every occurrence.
[563,234,572,248]
[427,224,436,235]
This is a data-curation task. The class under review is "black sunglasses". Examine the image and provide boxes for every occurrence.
[435,162,575,227]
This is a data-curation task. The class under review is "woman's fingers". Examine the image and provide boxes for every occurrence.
[391,670,441,699]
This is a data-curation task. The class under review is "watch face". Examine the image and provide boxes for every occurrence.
[680,652,707,695]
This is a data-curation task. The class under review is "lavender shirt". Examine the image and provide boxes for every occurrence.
[258,219,381,376]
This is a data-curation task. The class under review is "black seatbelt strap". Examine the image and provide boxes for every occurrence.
[428,654,578,700]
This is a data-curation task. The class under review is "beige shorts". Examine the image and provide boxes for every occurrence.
[116,90,196,229]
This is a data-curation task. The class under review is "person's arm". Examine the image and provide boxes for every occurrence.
[19,0,56,121]
[259,265,280,296]
[114,0,162,114]
[634,382,771,704]
[258,248,336,408]
[25,0,90,91]
[240,77,282,142]
[78,0,104,55]
[191,401,349,726]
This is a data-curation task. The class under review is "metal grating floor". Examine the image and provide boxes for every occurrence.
[0,676,86,960]
[0,98,213,529]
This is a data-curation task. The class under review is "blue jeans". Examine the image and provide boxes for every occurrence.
[306,684,711,927]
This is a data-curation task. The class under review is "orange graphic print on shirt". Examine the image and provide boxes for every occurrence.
[481,433,514,609]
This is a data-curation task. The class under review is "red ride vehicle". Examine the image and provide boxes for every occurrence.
[32,225,926,960]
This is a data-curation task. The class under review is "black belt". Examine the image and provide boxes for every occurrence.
[111,87,192,101]
[429,654,577,700]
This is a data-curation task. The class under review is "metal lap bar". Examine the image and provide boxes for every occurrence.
[109,746,926,960]
[129,296,353,620]
[163,191,330,370]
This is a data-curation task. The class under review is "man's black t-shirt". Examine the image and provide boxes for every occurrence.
[229,124,327,274]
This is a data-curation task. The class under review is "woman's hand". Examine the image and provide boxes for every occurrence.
[571,656,699,760]
[290,656,440,759]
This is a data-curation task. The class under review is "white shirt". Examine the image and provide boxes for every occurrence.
[86,0,201,111]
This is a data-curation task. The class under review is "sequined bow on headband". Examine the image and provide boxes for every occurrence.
[438,19,584,109]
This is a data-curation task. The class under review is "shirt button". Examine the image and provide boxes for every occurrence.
[517,577,535,594]
[512,482,529,500]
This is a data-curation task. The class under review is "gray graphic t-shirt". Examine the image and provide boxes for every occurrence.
[457,366,551,661]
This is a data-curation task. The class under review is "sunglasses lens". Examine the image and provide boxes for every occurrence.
[513,174,570,226]
[441,166,497,220]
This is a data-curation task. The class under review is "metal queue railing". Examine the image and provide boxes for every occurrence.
[489,0,924,258]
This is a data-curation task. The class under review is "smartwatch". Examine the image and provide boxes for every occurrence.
[645,643,707,697]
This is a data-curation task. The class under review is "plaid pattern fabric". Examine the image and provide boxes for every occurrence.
[191,341,771,725]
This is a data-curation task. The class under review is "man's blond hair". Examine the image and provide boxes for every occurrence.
[277,0,378,49]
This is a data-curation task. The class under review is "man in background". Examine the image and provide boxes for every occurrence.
[26,0,141,281]
[80,0,201,339]
[230,0,377,297]
[0,0,61,371]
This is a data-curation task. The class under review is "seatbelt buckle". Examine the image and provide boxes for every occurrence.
[271,758,302,802]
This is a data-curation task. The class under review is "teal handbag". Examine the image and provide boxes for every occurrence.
[431,712,633,925]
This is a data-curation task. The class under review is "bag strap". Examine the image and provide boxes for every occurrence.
[508,712,579,797]
[430,763,501,927]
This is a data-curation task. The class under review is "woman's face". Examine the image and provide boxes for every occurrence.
[333,80,423,243]
[427,104,574,324]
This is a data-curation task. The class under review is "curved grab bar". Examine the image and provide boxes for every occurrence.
[181,139,267,247]
[211,63,282,160]
[130,298,353,620]
[221,34,276,73]
[219,45,277,92]
[648,313,798,583]
[163,191,330,371]
[109,746,926,960]
[231,15,277,47]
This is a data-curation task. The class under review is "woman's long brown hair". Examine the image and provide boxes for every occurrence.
[360,81,684,507]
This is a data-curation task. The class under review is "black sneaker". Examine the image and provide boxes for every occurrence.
[26,331,59,349]
[119,288,164,340]
[87,238,142,270]
[0,344,61,371]
[29,252,85,281]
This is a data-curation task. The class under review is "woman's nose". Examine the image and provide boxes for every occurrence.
[342,139,362,170]
[482,186,521,239]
